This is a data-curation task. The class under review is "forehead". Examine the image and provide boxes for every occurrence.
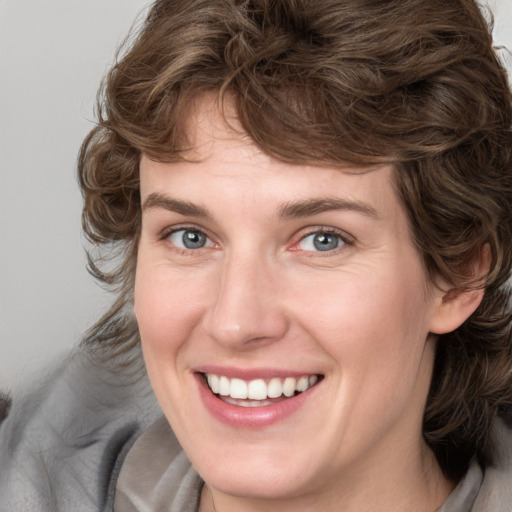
[178,95,284,176]
[141,95,400,214]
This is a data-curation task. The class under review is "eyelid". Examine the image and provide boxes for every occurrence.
[160,222,207,239]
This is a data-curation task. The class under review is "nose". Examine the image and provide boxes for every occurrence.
[202,254,289,349]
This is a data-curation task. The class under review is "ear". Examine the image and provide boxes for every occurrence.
[428,245,490,335]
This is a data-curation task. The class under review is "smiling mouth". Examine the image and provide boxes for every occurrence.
[202,373,323,407]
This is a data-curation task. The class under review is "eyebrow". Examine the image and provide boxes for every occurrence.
[142,193,378,221]
[277,197,379,220]
[142,193,210,218]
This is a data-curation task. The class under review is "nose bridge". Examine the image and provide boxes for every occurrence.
[203,249,288,348]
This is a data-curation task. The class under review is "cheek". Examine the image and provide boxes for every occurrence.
[134,261,210,416]
[293,263,434,438]
[290,259,433,379]
[134,261,209,360]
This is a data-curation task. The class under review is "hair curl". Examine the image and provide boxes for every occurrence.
[78,0,512,479]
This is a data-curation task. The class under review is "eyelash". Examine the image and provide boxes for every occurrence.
[159,225,353,255]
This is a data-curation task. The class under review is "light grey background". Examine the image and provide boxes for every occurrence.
[0,0,150,391]
[0,0,511,392]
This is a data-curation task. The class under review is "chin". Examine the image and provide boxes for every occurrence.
[200,463,307,501]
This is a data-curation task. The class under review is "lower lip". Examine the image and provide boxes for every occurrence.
[195,373,320,428]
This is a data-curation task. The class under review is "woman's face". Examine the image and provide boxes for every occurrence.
[135,98,449,507]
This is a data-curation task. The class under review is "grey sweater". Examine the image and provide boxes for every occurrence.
[1,347,512,512]
[0,347,161,512]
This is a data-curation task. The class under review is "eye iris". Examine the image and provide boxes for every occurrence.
[313,233,339,251]
[182,230,206,249]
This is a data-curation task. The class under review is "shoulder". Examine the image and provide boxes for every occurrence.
[0,345,161,512]
[473,418,512,511]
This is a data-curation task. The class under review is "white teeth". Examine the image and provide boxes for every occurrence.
[248,379,267,400]
[219,376,230,396]
[207,374,219,394]
[297,376,309,392]
[205,373,320,402]
[224,397,273,407]
[267,378,283,398]
[230,378,248,399]
[283,377,296,397]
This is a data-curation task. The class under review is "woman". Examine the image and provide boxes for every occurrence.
[1,0,511,510]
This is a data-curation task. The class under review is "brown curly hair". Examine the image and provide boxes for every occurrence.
[78,0,512,479]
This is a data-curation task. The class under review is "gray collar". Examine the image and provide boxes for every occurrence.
[115,416,202,512]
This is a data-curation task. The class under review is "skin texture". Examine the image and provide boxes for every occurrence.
[134,97,482,512]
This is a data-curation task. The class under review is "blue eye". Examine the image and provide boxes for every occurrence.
[168,229,211,249]
[299,232,344,252]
